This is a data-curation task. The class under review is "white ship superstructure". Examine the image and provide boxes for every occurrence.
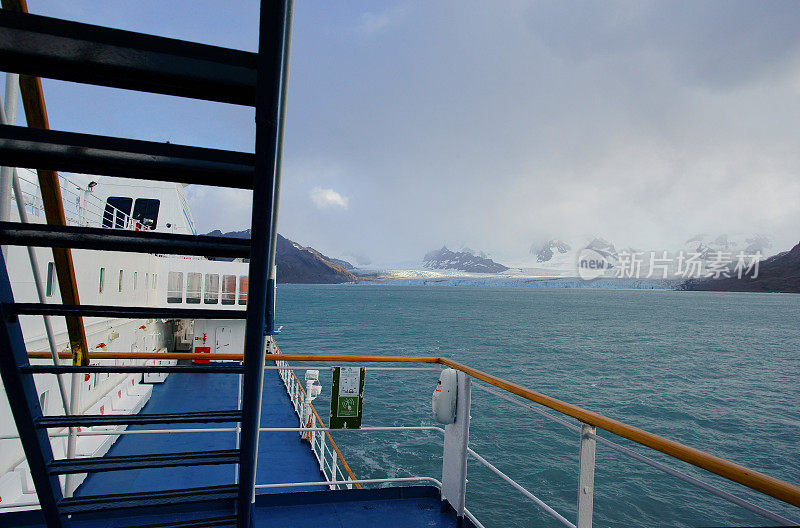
[0,172,247,506]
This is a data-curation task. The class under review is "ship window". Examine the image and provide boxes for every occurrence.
[204,274,219,304]
[118,270,124,292]
[134,271,138,290]
[102,197,133,228]
[238,276,248,305]
[167,272,183,303]
[186,272,201,304]
[132,198,160,230]
[46,262,55,297]
[221,275,236,305]
[99,268,105,293]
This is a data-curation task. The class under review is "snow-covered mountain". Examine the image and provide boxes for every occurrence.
[423,246,509,273]
[517,236,619,272]
[531,239,571,262]
[683,234,772,259]
[515,233,775,277]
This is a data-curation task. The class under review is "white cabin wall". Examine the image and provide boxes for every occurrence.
[0,178,250,500]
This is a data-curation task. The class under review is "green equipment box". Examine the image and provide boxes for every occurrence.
[329,366,365,429]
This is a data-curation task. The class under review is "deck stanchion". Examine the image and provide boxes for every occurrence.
[0,72,18,246]
[441,371,471,518]
[577,423,597,528]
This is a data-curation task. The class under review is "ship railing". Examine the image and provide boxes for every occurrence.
[244,353,800,528]
[12,168,147,232]
[269,341,360,490]
[19,351,800,528]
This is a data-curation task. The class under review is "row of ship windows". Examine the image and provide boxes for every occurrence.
[98,268,158,294]
[166,271,248,305]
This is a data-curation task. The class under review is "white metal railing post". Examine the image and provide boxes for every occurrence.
[234,371,243,484]
[319,429,325,471]
[331,448,338,488]
[441,371,471,518]
[577,423,597,528]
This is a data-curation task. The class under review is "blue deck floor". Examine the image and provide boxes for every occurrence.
[3,365,466,528]
[9,486,465,528]
[75,364,325,495]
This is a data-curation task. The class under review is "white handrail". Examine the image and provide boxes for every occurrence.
[464,507,486,528]
[254,476,442,489]
[0,425,442,441]
[0,501,40,510]
[585,431,797,526]
[467,447,576,528]
[263,365,440,371]
[13,168,149,232]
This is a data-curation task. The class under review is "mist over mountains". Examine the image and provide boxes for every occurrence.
[527,233,775,268]
[422,246,508,273]
[208,226,796,292]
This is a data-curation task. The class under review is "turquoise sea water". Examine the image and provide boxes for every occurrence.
[275,285,800,527]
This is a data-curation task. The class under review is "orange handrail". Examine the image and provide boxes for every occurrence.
[28,352,246,360]
[26,351,800,508]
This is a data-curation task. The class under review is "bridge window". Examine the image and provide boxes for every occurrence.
[204,274,219,304]
[133,198,160,230]
[118,270,124,293]
[186,272,201,304]
[167,272,183,303]
[238,276,248,305]
[99,268,105,293]
[102,197,133,228]
[222,275,236,305]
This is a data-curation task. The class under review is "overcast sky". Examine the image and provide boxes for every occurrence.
[16,1,800,267]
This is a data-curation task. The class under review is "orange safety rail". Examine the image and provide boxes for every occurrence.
[26,350,800,508]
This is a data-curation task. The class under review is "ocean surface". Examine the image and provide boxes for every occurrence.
[274,285,800,527]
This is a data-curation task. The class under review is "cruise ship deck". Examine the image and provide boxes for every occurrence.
[4,365,465,528]
[74,365,325,497]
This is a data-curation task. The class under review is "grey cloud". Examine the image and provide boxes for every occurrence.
[524,0,800,90]
[20,1,800,265]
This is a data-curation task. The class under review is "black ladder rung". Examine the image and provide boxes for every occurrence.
[0,222,250,258]
[117,515,237,528]
[5,303,246,320]
[58,484,239,514]
[36,410,242,428]
[23,364,244,375]
[0,125,255,189]
[48,449,240,474]
[0,10,258,105]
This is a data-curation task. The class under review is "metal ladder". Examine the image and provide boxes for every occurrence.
[0,1,292,526]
